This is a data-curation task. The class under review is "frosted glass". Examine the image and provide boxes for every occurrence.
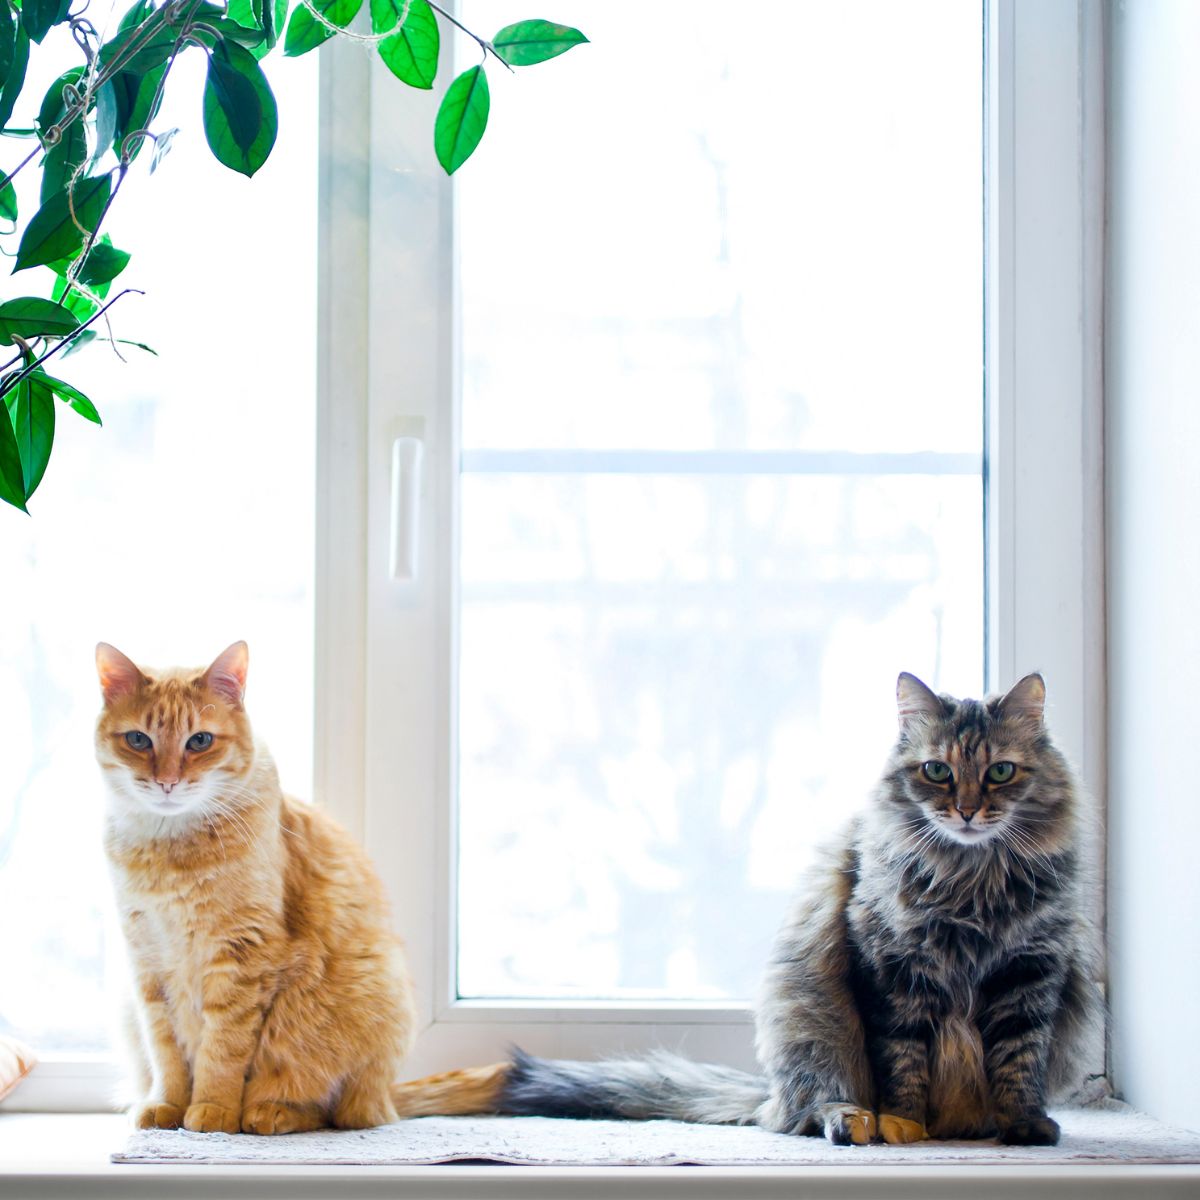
[456,0,984,999]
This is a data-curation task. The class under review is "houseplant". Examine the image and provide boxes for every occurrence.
[0,0,586,513]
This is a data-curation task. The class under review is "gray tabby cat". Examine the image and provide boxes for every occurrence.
[499,672,1101,1145]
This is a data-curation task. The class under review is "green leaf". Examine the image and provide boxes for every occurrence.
[0,296,80,344]
[14,172,112,273]
[6,369,54,498]
[111,64,167,161]
[0,0,16,94]
[264,0,288,56]
[434,65,489,175]
[89,81,119,173]
[36,66,86,137]
[0,179,15,223]
[36,369,100,424]
[40,121,86,204]
[0,27,29,130]
[59,328,96,358]
[212,18,267,48]
[202,40,277,177]
[50,236,130,287]
[21,0,70,45]
[372,0,437,89]
[491,19,586,67]
[284,0,359,57]
[0,384,26,510]
[150,127,178,173]
[51,279,100,321]
[228,0,286,59]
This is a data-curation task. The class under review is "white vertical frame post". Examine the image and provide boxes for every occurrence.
[985,0,1107,1077]
[986,0,1105,793]
[314,38,372,845]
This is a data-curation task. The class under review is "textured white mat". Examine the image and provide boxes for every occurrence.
[114,1102,1200,1167]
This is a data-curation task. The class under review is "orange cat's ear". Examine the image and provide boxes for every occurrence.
[897,671,943,728]
[96,643,146,705]
[203,641,249,707]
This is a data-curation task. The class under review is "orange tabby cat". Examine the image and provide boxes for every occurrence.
[96,641,500,1134]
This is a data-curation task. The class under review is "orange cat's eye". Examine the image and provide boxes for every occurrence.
[124,731,151,751]
[186,732,214,752]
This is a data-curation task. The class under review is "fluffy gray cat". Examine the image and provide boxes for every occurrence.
[498,672,1101,1145]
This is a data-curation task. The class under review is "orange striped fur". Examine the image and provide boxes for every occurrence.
[96,642,497,1134]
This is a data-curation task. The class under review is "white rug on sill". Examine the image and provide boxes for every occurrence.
[113,1101,1200,1167]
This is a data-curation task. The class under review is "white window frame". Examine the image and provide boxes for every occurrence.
[314,0,1107,1082]
[4,0,1106,1111]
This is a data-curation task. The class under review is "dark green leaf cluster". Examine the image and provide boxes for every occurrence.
[0,1,586,514]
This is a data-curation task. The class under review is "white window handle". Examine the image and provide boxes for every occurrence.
[389,435,424,582]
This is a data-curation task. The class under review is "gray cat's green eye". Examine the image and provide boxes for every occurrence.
[987,761,1017,784]
[124,731,151,751]
[922,761,952,783]
[186,732,214,752]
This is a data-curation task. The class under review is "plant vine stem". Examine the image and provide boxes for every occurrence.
[0,143,43,194]
[6,0,206,195]
[70,163,127,290]
[425,0,512,71]
[0,289,143,400]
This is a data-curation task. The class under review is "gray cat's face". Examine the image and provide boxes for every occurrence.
[891,672,1053,849]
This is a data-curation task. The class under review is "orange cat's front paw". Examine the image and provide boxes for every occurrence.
[132,1101,186,1130]
[183,1102,241,1134]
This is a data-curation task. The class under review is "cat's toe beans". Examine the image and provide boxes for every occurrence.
[184,1102,241,1134]
[132,1102,185,1130]
[1000,1115,1060,1146]
[878,1114,928,1144]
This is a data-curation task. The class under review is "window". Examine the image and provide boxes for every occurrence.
[4,0,1105,1108]
[336,0,1102,1081]
[453,0,984,1004]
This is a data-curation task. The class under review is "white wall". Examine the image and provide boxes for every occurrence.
[1107,0,1200,1124]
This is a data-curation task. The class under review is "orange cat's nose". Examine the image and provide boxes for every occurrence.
[158,778,180,795]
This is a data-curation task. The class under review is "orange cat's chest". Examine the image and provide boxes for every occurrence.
[110,837,284,1062]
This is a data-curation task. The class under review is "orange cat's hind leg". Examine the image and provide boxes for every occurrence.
[241,1067,327,1135]
[333,1059,399,1130]
[241,1099,324,1135]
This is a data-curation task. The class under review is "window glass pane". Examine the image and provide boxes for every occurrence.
[0,44,317,1052]
[457,0,983,1000]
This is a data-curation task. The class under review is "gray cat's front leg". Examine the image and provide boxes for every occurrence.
[978,951,1065,1145]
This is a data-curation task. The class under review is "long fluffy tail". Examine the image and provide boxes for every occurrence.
[498,1047,768,1125]
[391,1062,509,1117]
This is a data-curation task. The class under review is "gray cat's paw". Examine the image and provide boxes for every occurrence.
[1000,1115,1060,1146]
[818,1103,877,1145]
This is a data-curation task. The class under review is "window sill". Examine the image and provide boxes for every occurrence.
[2,1114,1199,1200]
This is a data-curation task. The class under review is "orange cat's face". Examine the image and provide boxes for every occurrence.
[95,642,256,823]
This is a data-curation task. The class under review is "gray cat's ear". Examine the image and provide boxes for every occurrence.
[999,672,1046,723]
[897,672,943,727]
[203,641,249,707]
[96,643,146,705]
